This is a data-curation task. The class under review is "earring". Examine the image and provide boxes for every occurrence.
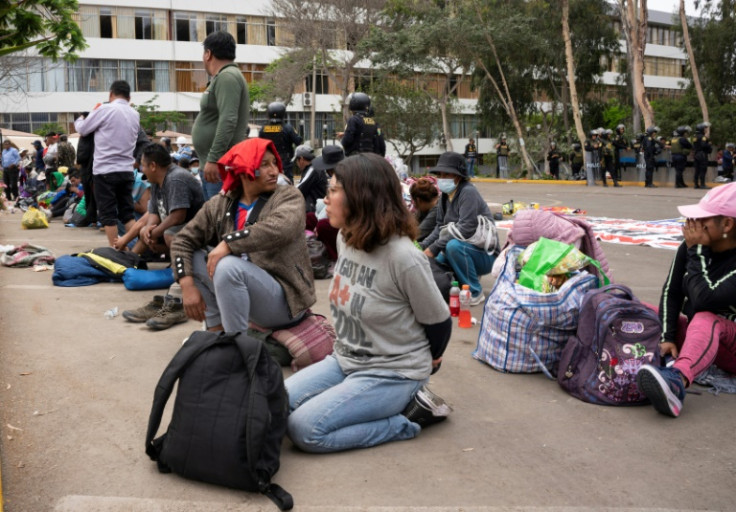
[723,233,728,239]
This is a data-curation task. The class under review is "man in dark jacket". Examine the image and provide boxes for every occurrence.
[294,144,326,213]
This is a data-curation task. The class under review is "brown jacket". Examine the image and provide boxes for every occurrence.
[171,184,316,319]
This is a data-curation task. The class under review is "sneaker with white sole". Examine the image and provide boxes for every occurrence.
[469,292,486,307]
[636,364,686,418]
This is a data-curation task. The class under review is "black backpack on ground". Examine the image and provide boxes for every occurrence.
[145,331,293,510]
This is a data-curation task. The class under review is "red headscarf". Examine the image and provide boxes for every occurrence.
[217,138,283,193]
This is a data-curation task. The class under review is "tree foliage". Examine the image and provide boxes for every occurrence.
[134,96,186,135]
[369,77,441,161]
[0,0,86,60]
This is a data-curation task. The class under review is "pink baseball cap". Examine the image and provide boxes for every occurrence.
[678,182,736,219]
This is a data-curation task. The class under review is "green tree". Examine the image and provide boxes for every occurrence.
[369,78,441,163]
[33,121,64,137]
[364,0,472,151]
[0,0,86,59]
[134,96,186,135]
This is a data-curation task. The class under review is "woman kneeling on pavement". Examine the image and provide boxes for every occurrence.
[286,153,452,453]
[637,183,736,417]
[169,137,316,332]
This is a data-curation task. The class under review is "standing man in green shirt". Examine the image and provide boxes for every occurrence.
[192,31,250,200]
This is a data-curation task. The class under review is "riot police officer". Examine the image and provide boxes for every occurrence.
[495,134,510,178]
[258,102,303,182]
[643,126,664,188]
[570,142,584,180]
[670,126,693,188]
[546,141,561,180]
[601,129,620,187]
[584,129,601,184]
[612,124,628,185]
[340,92,386,157]
[692,122,712,189]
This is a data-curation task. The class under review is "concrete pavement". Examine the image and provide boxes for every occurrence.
[1,181,734,511]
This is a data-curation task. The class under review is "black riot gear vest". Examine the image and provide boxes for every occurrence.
[259,122,290,162]
[357,114,379,154]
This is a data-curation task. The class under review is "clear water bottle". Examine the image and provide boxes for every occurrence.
[458,285,472,328]
[449,281,460,317]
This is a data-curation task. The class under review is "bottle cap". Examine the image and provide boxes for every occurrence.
[452,281,459,286]
[462,284,470,289]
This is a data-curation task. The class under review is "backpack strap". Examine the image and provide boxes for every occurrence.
[145,331,235,462]
[233,333,294,511]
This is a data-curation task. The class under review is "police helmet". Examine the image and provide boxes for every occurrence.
[348,92,371,112]
[572,142,582,151]
[550,141,556,147]
[604,129,613,137]
[267,102,286,121]
[645,126,659,135]
[726,142,735,150]
[695,122,710,134]
[616,124,625,134]
[588,129,597,138]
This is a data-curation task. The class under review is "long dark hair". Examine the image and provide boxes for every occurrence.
[334,153,417,253]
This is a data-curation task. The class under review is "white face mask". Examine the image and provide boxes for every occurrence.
[437,178,457,194]
[190,167,199,175]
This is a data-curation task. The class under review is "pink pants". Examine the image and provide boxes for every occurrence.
[674,312,736,385]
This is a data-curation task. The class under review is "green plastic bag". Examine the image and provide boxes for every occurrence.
[518,237,610,292]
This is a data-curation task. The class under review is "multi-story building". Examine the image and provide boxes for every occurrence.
[0,1,689,167]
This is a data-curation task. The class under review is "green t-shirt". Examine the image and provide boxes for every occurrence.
[192,63,250,164]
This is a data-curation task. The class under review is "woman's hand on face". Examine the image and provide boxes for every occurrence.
[682,218,712,248]
[206,240,232,279]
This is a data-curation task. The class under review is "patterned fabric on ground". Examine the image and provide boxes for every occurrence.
[473,245,598,374]
[694,365,736,395]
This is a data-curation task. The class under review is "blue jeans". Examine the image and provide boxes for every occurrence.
[466,157,476,177]
[190,250,299,331]
[285,355,425,453]
[437,239,495,297]
[201,179,222,201]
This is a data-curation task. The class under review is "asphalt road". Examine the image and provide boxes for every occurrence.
[1,181,733,512]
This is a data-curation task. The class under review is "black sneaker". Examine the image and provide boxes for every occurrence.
[402,386,453,427]
[122,295,165,323]
[146,297,188,330]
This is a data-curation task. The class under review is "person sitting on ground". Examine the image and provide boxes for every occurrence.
[637,183,736,417]
[169,137,316,333]
[50,170,83,218]
[286,153,452,453]
[305,145,345,261]
[409,177,439,243]
[131,163,151,221]
[120,143,205,331]
[294,144,326,214]
[420,151,499,306]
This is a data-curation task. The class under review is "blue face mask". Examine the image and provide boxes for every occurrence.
[190,167,199,175]
[437,178,457,194]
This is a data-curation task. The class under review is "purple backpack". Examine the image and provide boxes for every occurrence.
[557,284,662,405]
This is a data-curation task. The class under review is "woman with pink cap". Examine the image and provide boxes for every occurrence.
[637,183,736,417]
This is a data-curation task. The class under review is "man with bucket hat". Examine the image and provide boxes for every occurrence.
[637,182,736,418]
[420,152,499,305]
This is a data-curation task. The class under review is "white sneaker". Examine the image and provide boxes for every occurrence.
[469,293,486,306]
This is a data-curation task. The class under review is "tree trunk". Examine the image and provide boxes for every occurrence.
[680,0,709,135]
[560,70,571,145]
[619,0,654,127]
[439,101,453,151]
[561,0,586,148]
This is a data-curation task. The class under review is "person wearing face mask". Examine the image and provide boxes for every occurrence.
[170,138,316,333]
[420,152,499,305]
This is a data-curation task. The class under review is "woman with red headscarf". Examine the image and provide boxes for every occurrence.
[170,138,316,332]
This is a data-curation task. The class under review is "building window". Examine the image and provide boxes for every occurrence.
[176,62,208,92]
[267,19,276,46]
[306,74,329,94]
[100,8,115,38]
[136,61,154,91]
[236,16,247,44]
[175,12,198,42]
[206,14,227,35]
[135,10,153,40]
